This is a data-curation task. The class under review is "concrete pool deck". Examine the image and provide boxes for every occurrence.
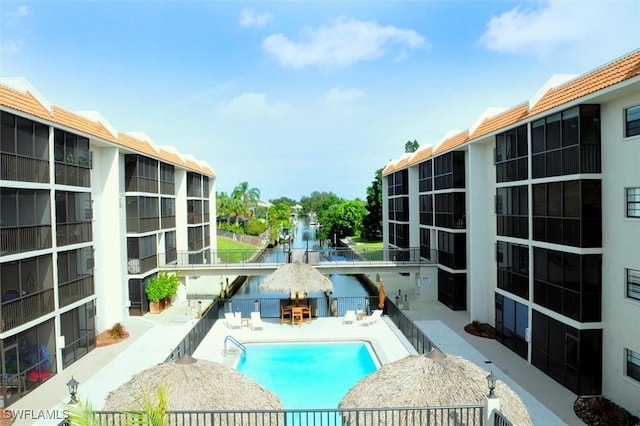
[16,272,583,425]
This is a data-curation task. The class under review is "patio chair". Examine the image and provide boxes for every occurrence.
[360,309,382,326]
[225,312,242,329]
[281,305,292,324]
[342,310,356,325]
[250,311,264,330]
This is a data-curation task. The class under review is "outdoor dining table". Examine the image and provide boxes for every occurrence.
[288,305,312,325]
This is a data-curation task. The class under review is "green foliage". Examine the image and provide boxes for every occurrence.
[231,181,260,215]
[245,217,266,236]
[269,196,297,206]
[299,191,339,216]
[361,168,383,240]
[218,221,245,234]
[62,397,100,426]
[318,199,367,242]
[405,139,419,153]
[144,272,179,303]
[125,384,170,426]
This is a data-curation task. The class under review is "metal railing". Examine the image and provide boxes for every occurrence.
[163,247,434,268]
[494,409,514,426]
[83,405,485,425]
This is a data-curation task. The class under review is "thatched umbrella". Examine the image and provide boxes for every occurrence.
[104,355,283,425]
[339,350,531,426]
[259,260,333,294]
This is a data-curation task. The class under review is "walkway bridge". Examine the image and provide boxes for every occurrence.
[158,247,436,276]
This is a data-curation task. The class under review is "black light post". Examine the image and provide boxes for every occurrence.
[67,376,79,404]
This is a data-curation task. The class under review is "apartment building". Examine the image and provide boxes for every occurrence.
[382,50,640,415]
[0,78,215,406]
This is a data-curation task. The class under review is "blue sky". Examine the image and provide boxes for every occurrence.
[2,1,639,201]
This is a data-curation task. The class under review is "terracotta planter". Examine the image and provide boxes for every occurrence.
[149,300,164,314]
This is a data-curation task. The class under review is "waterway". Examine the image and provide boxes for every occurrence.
[230,222,369,311]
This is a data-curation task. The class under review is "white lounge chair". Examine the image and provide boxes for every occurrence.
[225,312,242,329]
[360,309,383,326]
[342,310,356,325]
[250,311,264,330]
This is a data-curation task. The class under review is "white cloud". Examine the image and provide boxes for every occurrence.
[478,0,639,59]
[239,8,272,28]
[322,87,364,105]
[262,17,425,69]
[1,5,29,53]
[7,5,29,26]
[215,92,290,119]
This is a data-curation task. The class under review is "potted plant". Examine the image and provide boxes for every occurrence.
[145,272,180,314]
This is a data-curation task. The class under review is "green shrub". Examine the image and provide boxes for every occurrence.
[145,272,180,302]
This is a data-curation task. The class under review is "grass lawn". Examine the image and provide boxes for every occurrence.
[348,236,384,260]
[349,236,383,251]
[216,237,259,263]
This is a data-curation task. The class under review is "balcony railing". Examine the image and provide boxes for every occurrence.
[126,217,160,233]
[1,288,54,332]
[55,163,90,187]
[59,276,94,307]
[127,255,157,274]
[56,222,92,247]
[161,215,175,229]
[0,225,52,255]
[0,153,49,183]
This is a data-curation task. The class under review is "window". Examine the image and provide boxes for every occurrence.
[627,188,640,218]
[627,269,640,301]
[626,105,640,137]
[627,349,640,382]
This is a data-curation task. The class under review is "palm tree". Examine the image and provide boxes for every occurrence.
[232,181,260,216]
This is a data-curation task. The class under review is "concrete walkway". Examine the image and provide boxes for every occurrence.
[10,272,584,425]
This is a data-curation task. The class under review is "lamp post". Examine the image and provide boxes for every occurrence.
[486,371,497,398]
[66,376,79,404]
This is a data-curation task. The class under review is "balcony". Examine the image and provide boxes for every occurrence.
[56,222,92,247]
[0,225,52,255]
[126,217,160,233]
[161,215,175,229]
[127,255,157,275]
[1,288,54,332]
[55,163,90,187]
[0,154,49,183]
[59,276,94,307]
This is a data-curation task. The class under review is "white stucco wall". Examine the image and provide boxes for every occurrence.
[467,140,497,323]
[599,91,640,417]
[91,145,127,332]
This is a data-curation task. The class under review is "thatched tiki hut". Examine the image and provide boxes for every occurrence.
[259,260,333,295]
[339,350,531,426]
[104,355,283,426]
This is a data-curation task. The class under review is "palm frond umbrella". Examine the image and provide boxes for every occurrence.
[259,260,333,295]
[339,350,531,426]
[104,355,283,425]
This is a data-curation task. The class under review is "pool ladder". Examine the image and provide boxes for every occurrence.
[224,335,246,358]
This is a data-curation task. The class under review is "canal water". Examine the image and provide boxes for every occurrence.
[229,222,369,316]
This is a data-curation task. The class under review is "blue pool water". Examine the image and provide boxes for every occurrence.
[236,342,377,409]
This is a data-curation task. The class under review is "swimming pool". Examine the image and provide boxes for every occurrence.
[236,341,378,409]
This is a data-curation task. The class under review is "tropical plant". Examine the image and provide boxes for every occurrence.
[361,168,383,240]
[62,396,100,426]
[405,139,419,153]
[144,272,179,303]
[232,181,260,216]
[124,384,169,426]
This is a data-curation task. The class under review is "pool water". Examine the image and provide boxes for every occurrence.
[236,342,377,409]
